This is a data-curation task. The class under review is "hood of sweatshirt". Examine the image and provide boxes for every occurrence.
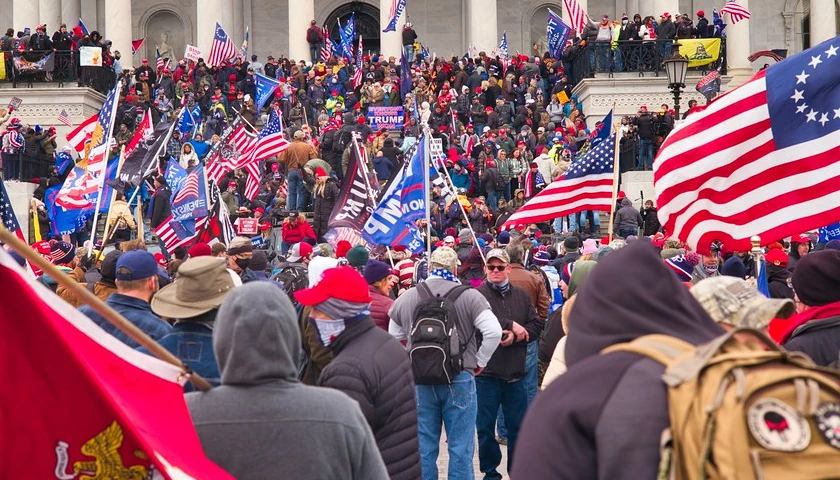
[214,282,300,385]
[565,242,724,367]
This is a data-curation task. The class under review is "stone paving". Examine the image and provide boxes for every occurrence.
[436,435,509,480]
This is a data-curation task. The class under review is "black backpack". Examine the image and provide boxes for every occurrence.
[271,264,309,305]
[409,283,471,385]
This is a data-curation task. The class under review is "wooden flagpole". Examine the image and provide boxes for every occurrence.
[607,107,621,244]
[0,225,212,392]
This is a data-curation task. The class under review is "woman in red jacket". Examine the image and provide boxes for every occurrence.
[280,211,316,255]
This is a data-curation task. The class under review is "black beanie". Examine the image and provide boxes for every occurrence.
[792,249,840,306]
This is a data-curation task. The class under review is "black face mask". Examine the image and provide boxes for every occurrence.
[235,258,250,272]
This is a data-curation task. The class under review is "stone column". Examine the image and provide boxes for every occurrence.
[810,0,837,47]
[40,0,61,32]
[221,0,234,42]
[626,0,640,17]
[288,0,315,62]
[61,0,81,27]
[652,0,678,17]
[380,0,405,59]
[105,0,132,68]
[638,0,654,19]
[197,0,223,58]
[233,0,244,56]
[467,0,498,53]
[14,2,40,32]
[725,0,752,88]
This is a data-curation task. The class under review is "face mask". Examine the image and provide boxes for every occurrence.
[308,317,347,346]
[234,258,251,271]
[622,19,628,24]
[704,264,718,275]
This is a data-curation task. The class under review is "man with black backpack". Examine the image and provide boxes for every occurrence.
[306,20,323,63]
[388,246,502,480]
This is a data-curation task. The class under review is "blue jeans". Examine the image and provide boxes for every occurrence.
[618,227,637,238]
[499,341,538,439]
[287,169,304,211]
[638,137,654,169]
[309,43,321,63]
[580,210,601,233]
[416,371,477,480]
[487,190,499,213]
[476,376,527,479]
[503,182,512,202]
[613,47,624,72]
[403,44,415,62]
[568,212,579,232]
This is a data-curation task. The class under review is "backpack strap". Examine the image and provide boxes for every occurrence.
[601,334,694,368]
[443,284,470,302]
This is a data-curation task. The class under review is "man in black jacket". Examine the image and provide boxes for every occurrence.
[477,248,542,480]
[150,175,172,259]
[296,266,422,480]
[402,23,418,61]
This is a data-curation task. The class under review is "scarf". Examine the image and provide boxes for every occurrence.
[430,268,459,283]
[489,278,511,296]
[309,297,371,347]
[773,300,840,344]
[524,169,546,198]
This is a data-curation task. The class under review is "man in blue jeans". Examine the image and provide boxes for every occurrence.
[388,247,502,480]
[476,249,543,480]
[279,129,317,211]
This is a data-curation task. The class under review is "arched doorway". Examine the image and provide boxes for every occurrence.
[530,4,562,56]
[144,9,187,64]
[325,1,381,55]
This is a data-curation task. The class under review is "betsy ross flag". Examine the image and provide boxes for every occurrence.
[65,113,97,152]
[0,249,234,478]
[208,22,237,67]
[562,0,588,36]
[503,134,616,229]
[720,0,751,25]
[654,35,840,254]
[58,108,72,127]
[352,36,364,88]
[0,181,24,241]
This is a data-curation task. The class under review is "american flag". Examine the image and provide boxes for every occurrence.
[156,48,164,70]
[720,0,751,25]
[155,215,209,253]
[563,0,588,37]
[207,22,237,67]
[65,113,97,152]
[58,109,72,127]
[654,36,840,255]
[503,134,616,229]
[352,36,364,89]
[244,162,262,201]
[248,110,290,164]
[0,181,24,241]
[320,27,333,62]
[173,169,201,203]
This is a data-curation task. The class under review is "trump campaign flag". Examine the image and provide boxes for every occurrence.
[168,165,209,239]
[383,0,407,32]
[363,162,425,253]
[339,14,356,60]
[165,159,188,196]
[548,8,573,59]
[654,35,840,254]
[399,136,429,224]
[65,113,98,153]
[254,73,280,113]
[0,249,233,478]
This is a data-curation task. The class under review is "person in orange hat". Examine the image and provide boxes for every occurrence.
[295,266,422,479]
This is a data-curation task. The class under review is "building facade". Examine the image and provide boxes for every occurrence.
[1,0,837,69]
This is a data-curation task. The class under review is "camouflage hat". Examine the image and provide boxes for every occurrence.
[691,277,795,330]
[485,248,511,264]
[429,246,460,269]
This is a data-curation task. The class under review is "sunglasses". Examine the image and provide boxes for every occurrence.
[486,265,507,272]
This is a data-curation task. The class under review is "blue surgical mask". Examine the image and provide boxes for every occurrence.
[308,317,347,346]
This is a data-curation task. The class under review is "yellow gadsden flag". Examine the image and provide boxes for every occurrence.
[0,52,6,80]
[679,38,722,68]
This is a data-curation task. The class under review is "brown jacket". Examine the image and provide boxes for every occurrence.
[58,279,118,308]
[509,263,551,320]
[280,139,318,170]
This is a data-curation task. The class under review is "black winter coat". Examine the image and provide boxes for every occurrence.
[784,315,840,367]
[319,317,422,480]
[478,282,542,380]
[150,187,171,228]
[312,179,339,239]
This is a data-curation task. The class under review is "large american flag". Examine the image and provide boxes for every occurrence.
[503,134,616,229]
[0,181,24,241]
[562,0,588,36]
[720,0,751,25]
[65,113,97,153]
[320,27,333,62]
[207,22,237,67]
[654,35,840,255]
[248,110,290,164]
[352,35,364,89]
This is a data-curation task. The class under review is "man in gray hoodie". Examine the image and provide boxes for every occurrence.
[185,282,389,480]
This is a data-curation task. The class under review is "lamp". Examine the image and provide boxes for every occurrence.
[663,53,689,118]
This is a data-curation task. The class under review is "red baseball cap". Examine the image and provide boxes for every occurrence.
[791,234,811,244]
[294,266,372,306]
[187,242,212,258]
[153,252,167,268]
[765,248,789,268]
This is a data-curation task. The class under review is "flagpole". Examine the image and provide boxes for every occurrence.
[352,135,395,259]
[423,130,432,260]
[607,103,620,243]
[99,145,127,248]
[0,224,213,392]
[87,83,123,257]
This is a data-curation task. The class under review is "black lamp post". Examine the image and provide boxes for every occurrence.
[663,54,689,119]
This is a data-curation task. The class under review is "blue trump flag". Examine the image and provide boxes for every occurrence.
[165,159,188,197]
[547,9,572,60]
[383,0,407,33]
[254,73,280,113]
[168,165,209,239]
[819,222,840,243]
[45,178,93,235]
[339,14,356,60]
[400,49,413,100]
[55,151,74,176]
[399,136,429,224]
[363,163,425,253]
[97,156,120,213]
[178,104,202,135]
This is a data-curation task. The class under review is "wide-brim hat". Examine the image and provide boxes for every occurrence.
[151,257,234,319]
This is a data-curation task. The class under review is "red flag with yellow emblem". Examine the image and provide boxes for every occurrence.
[0,250,233,479]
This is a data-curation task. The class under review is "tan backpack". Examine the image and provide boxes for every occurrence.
[603,329,840,480]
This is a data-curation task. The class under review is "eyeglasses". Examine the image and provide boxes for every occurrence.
[486,265,507,272]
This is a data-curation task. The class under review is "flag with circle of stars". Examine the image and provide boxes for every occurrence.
[0,181,24,240]
[767,35,840,149]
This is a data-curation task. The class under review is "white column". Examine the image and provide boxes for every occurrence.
[725,0,752,88]
[197,0,223,58]
[105,0,131,68]
[380,0,405,58]
[810,0,837,47]
[13,2,40,32]
[615,0,627,20]
[626,0,639,17]
[652,0,678,17]
[61,0,81,27]
[221,0,234,41]
[40,0,61,32]
[233,0,244,56]
[288,0,315,62]
[467,0,498,53]
[638,0,654,20]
